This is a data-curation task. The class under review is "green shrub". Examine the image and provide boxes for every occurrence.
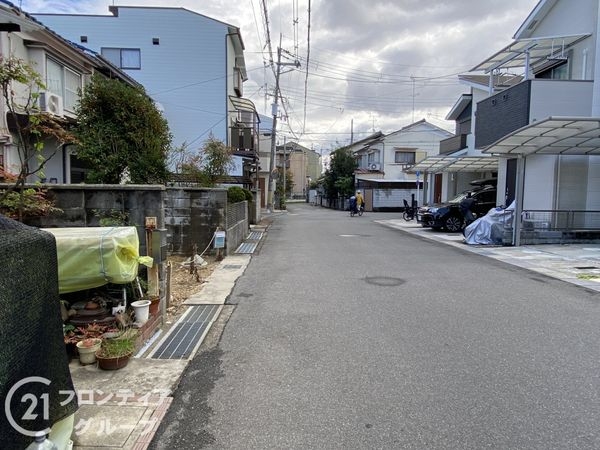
[227,186,246,203]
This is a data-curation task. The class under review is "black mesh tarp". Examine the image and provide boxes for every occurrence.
[0,214,78,448]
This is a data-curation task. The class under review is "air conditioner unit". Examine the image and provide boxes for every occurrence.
[369,162,381,171]
[39,92,63,116]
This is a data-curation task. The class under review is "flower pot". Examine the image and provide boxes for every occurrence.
[131,300,151,325]
[76,338,102,365]
[95,351,133,370]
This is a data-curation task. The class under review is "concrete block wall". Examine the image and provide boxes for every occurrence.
[164,187,227,255]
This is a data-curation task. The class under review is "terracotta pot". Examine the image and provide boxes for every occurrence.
[95,351,133,370]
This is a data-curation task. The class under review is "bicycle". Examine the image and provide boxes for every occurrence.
[403,199,416,221]
[350,205,364,217]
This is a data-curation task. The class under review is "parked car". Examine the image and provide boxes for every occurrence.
[418,181,497,232]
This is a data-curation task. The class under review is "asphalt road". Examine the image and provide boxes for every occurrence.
[151,203,600,450]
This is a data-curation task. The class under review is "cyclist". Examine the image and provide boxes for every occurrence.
[355,190,364,212]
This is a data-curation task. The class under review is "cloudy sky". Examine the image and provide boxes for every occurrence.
[20,0,540,153]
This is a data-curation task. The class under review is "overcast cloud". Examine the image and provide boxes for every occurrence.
[21,0,539,152]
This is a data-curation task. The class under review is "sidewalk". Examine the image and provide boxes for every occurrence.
[376,218,600,293]
[65,214,600,449]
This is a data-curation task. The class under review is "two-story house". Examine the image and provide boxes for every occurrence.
[466,0,600,244]
[275,141,321,199]
[352,120,452,211]
[34,6,259,187]
[0,0,139,184]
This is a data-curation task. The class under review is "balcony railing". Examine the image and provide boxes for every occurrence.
[475,79,593,148]
[439,134,468,155]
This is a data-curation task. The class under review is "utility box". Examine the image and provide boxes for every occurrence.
[214,230,226,249]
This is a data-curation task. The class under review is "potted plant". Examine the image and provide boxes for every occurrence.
[75,338,102,365]
[95,329,138,370]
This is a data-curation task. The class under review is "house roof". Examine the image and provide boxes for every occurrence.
[482,117,600,156]
[445,94,472,121]
[387,118,452,137]
[0,0,139,87]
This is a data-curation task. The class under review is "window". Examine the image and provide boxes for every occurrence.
[101,48,141,70]
[46,58,82,112]
[534,51,571,80]
[394,151,415,164]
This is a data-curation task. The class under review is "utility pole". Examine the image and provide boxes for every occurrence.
[283,135,287,204]
[266,45,282,212]
[267,36,299,212]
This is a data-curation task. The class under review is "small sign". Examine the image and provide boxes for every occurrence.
[214,231,226,249]
[416,170,420,178]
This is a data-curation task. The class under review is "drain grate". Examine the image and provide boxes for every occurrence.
[247,231,263,240]
[236,242,258,254]
[149,304,220,359]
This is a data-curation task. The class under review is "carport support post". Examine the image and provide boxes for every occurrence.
[512,155,525,246]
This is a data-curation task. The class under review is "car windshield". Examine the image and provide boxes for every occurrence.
[448,191,471,203]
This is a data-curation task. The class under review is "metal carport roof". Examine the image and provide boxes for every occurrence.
[405,156,498,174]
[482,117,600,156]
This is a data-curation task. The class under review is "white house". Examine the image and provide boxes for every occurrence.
[410,74,521,205]
[466,0,600,244]
[34,6,259,183]
[0,1,139,184]
[352,120,452,210]
[408,0,600,244]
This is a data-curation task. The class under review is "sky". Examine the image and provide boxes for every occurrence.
[19,0,540,153]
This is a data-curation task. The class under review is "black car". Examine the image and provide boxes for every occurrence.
[418,184,497,232]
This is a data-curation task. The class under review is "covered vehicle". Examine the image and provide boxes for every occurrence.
[464,201,515,245]
[418,180,497,232]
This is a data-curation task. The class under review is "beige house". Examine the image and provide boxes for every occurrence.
[276,141,321,199]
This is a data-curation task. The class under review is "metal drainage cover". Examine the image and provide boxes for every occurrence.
[223,264,243,269]
[149,304,220,359]
[235,242,258,254]
[247,231,264,240]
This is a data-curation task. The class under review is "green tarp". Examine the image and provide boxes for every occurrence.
[43,227,153,294]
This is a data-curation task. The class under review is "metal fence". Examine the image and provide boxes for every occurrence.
[519,209,600,244]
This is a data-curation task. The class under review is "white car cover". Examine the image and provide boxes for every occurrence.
[464,201,515,245]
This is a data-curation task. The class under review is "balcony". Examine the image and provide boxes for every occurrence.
[475,79,593,148]
[439,134,468,155]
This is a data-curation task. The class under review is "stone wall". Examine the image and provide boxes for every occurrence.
[3,183,248,256]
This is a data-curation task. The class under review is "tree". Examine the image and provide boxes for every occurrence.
[0,56,76,221]
[74,74,172,184]
[275,167,293,208]
[174,135,235,187]
[322,147,357,199]
[201,136,236,186]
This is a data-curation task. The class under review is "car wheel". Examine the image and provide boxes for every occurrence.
[444,215,463,232]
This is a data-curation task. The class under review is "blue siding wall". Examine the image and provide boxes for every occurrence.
[35,8,231,154]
